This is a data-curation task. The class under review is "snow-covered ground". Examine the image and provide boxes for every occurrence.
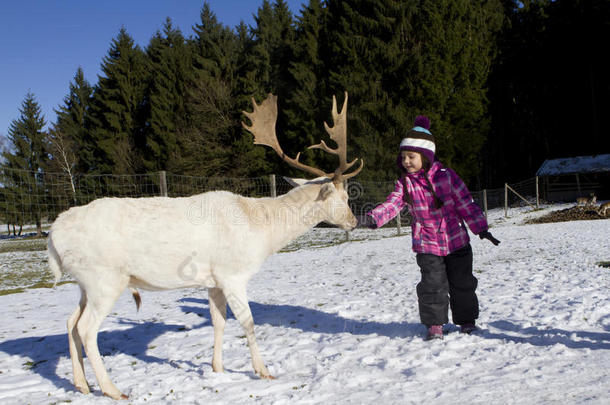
[1,205,609,404]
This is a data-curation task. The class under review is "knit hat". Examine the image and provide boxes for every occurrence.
[399,115,435,164]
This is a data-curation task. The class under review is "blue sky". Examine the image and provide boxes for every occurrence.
[0,0,304,139]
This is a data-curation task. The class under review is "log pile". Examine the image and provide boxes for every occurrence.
[526,206,607,224]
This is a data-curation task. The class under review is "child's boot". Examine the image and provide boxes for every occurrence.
[460,322,477,334]
[426,325,443,340]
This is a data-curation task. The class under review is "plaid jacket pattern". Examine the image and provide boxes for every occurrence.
[368,161,488,256]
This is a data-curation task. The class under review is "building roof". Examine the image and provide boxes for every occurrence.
[536,154,610,176]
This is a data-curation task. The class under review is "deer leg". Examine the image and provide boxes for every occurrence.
[224,287,274,379]
[67,287,89,394]
[77,277,129,400]
[208,287,227,373]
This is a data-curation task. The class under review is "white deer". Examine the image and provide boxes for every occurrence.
[47,92,363,399]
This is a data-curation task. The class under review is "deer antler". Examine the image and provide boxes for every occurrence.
[242,94,331,178]
[242,92,364,182]
[311,92,364,181]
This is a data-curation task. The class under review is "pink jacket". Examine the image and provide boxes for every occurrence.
[368,161,488,256]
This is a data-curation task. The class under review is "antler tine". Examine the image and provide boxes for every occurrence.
[242,94,332,178]
[340,158,364,180]
[318,93,347,159]
[315,91,364,182]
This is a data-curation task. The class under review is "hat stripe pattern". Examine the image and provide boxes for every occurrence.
[409,126,432,136]
[399,137,436,153]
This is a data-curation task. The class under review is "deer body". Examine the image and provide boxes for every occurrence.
[50,93,362,399]
[50,188,337,291]
[598,201,610,216]
[577,194,596,207]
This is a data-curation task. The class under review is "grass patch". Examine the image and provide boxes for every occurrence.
[0,253,50,289]
[0,281,75,296]
[0,287,26,296]
[0,237,47,253]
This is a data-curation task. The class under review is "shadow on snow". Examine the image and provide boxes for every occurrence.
[0,319,206,394]
[483,319,610,350]
[1,298,608,392]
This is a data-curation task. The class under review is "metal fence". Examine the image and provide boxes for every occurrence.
[0,167,548,235]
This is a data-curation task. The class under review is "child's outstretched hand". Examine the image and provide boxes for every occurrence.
[479,230,501,246]
[357,214,378,229]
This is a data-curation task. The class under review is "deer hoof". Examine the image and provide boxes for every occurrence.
[261,374,276,380]
[76,385,90,395]
[103,392,129,400]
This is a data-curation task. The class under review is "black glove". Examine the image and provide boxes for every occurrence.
[479,230,500,246]
[357,214,378,229]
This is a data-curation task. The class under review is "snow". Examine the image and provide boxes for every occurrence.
[1,206,609,404]
[536,154,610,176]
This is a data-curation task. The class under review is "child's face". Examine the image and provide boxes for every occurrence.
[401,151,423,173]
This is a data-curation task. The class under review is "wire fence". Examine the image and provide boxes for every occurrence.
[0,169,275,235]
[0,167,560,236]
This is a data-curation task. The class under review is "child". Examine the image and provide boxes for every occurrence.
[362,116,500,340]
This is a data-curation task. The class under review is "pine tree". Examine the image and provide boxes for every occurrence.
[145,18,191,172]
[321,0,503,184]
[412,0,503,185]
[49,67,92,181]
[325,0,413,181]
[283,0,331,173]
[86,28,149,174]
[486,0,609,186]
[231,20,273,177]
[1,92,48,236]
[234,0,298,177]
[183,3,237,176]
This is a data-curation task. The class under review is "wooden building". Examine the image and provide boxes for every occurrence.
[536,154,610,202]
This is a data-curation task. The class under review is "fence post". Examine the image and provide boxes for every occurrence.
[506,183,536,210]
[344,179,350,241]
[504,183,508,218]
[483,189,488,219]
[396,210,402,236]
[536,176,540,210]
[269,174,277,198]
[159,171,168,197]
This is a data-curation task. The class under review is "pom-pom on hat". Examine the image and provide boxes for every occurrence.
[399,115,436,164]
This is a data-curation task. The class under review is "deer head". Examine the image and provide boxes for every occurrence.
[242,92,364,230]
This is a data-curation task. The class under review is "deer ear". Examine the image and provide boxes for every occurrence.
[283,176,331,188]
[283,177,308,188]
[316,183,335,201]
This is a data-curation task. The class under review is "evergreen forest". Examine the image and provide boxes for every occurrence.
[3,0,609,190]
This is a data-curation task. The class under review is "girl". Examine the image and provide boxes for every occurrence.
[362,116,500,340]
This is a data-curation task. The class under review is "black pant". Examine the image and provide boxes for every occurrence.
[415,244,478,326]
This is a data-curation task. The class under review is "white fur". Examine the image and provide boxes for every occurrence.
[48,180,357,399]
